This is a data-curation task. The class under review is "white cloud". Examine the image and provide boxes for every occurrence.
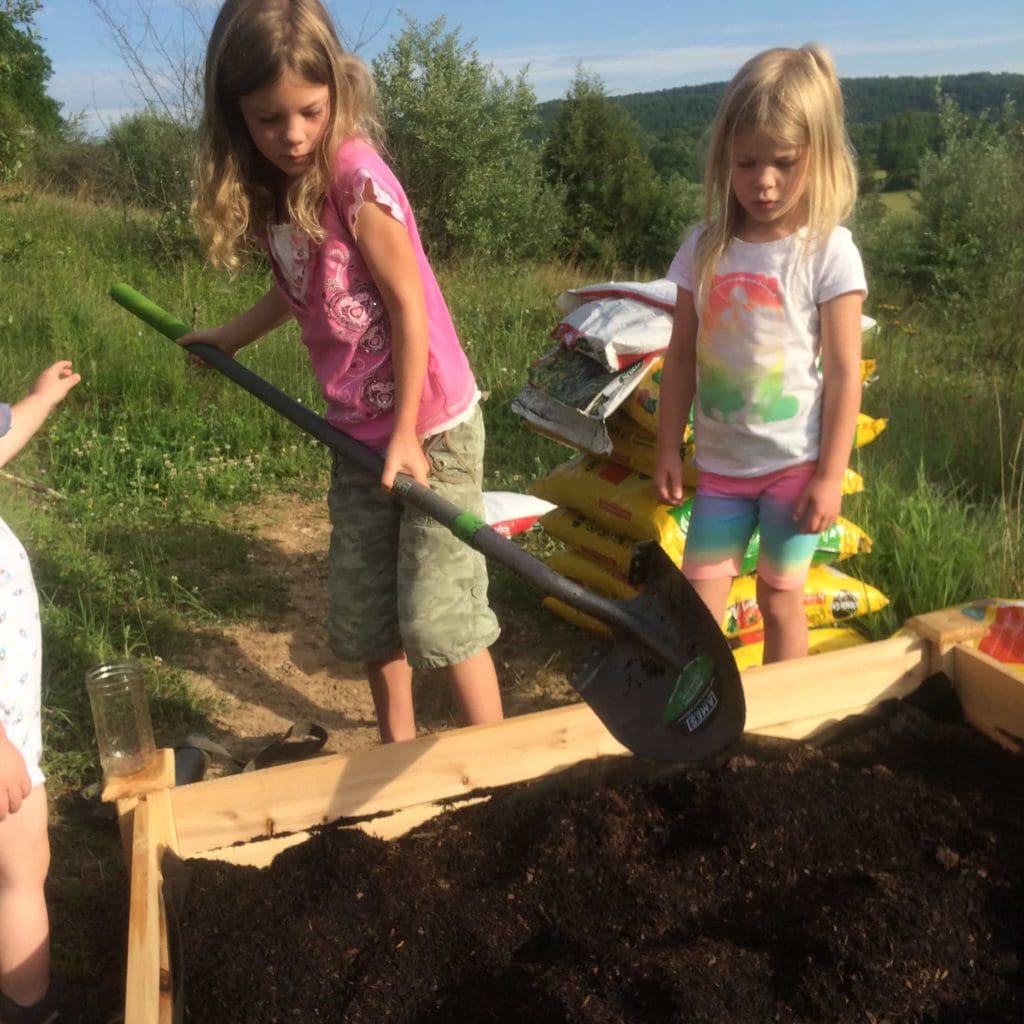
[485,30,1024,100]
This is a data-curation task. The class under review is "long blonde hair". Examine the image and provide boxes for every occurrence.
[694,44,858,308]
[193,0,382,270]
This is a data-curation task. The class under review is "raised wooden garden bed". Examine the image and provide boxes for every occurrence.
[108,608,1024,1023]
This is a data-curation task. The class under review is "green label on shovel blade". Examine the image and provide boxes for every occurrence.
[662,655,715,728]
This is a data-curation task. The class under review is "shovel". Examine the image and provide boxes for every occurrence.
[111,283,744,762]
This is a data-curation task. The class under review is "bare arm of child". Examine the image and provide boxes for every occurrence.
[794,290,864,533]
[653,288,699,505]
[178,285,293,363]
[0,729,31,820]
[353,182,431,489]
[0,361,81,470]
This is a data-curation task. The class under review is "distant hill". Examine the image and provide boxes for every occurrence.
[536,71,1024,187]
[538,71,1024,136]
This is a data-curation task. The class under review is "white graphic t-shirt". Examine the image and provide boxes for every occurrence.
[667,226,867,477]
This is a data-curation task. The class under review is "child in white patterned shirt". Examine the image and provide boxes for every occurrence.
[0,361,113,1024]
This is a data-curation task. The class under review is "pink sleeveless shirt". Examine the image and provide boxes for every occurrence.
[266,138,478,450]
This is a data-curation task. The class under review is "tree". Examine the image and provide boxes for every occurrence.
[86,0,208,127]
[913,96,1024,362]
[542,70,699,272]
[0,0,63,179]
[875,110,940,190]
[373,16,561,262]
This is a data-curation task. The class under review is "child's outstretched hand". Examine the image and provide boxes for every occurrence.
[32,360,81,409]
[793,473,842,534]
[381,431,430,490]
[0,733,32,820]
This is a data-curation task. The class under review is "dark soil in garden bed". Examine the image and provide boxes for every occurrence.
[176,676,1024,1023]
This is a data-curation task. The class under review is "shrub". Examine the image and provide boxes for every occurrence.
[543,71,699,274]
[103,109,197,260]
[374,16,561,263]
[912,97,1023,363]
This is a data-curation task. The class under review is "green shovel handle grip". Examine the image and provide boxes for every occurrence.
[110,283,191,342]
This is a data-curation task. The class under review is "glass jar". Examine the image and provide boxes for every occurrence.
[85,660,156,777]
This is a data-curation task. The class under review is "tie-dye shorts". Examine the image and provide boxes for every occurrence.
[681,462,820,590]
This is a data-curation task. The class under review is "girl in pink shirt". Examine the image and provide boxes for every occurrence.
[182,0,503,743]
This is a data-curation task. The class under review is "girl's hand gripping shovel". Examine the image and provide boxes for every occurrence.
[111,284,745,763]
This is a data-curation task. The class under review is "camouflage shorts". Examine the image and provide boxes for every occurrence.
[326,404,501,669]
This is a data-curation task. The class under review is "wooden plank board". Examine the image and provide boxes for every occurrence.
[171,703,629,858]
[953,644,1024,753]
[202,797,492,868]
[123,789,178,1024]
[744,633,927,735]
[174,634,930,859]
[905,607,989,649]
[124,800,160,1024]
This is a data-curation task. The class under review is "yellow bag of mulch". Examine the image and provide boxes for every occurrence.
[854,413,888,449]
[604,411,699,484]
[724,565,889,639]
[529,454,692,565]
[730,625,869,671]
[546,549,637,600]
[542,556,888,642]
[538,507,650,578]
[539,504,871,584]
[619,357,680,437]
[543,596,612,636]
[541,548,634,637]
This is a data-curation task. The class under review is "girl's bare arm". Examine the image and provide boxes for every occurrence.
[353,184,431,489]
[794,290,864,532]
[653,288,699,505]
[178,285,293,358]
[0,361,81,469]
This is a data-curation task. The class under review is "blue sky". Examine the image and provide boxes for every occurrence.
[37,0,1024,134]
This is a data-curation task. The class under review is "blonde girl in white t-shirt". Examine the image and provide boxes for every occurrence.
[654,45,867,664]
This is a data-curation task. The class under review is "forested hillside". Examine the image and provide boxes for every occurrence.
[538,71,1024,188]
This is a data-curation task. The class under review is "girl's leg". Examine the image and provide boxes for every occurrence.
[0,784,50,1007]
[688,576,736,632]
[366,652,416,743]
[400,407,502,729]
[682,489,757,632]
[755,465,820,663]
[327,452,409,742]
[755,578,809,663]
[446,648,503,727]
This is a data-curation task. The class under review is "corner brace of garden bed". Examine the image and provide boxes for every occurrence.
[102,750,178,1024]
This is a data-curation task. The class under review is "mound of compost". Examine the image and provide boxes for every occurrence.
[177,678,1024,1023]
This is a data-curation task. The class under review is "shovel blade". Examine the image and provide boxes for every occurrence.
[575,547,745,762]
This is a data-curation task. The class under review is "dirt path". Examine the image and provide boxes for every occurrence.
[172,493,587,765]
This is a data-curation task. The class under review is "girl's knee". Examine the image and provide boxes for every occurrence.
[756,579,804,623]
